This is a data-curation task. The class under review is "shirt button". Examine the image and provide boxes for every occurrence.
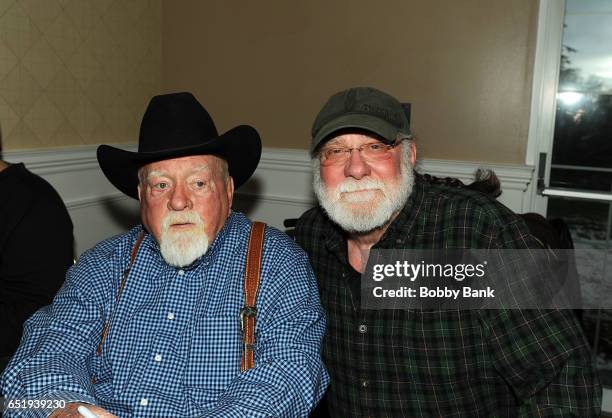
[140,399,148,406]
[358,324,367,333]
[154,354,162,362]
[167,312,175,320]
[361,380,369,388]
[178,269,184,276]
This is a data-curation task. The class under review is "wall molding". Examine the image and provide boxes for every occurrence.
[254,148,535,214]
[4,145,102,175]
[237,191,313,207]
[416,158,535,213]
[417,159,534,190]
[66,192,129,211]
[3,145,136,211]
[3,145,535,253]
[258,148,312,173]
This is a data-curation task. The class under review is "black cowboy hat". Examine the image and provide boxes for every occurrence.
[97,92,261,199]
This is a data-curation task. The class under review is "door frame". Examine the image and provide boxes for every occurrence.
[525,0,565,215]
[526,2,612,409]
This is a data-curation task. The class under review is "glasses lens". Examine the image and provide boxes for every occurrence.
[323,148,346,162]
[361,143,392,160]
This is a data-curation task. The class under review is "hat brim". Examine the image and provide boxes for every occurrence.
[311,113,400,153]
[97,125,261,200]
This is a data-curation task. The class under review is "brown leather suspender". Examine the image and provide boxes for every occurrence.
[240,221,266,372]
[96,231,145,355]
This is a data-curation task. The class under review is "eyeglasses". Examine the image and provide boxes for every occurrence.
[319,139,403,165]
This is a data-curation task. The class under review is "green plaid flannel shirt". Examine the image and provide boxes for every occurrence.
[296,174,601,417]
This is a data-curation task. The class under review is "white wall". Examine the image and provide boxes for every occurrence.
[4,145,534,256]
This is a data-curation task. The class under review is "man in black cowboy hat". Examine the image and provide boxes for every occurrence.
[1,92,329,417]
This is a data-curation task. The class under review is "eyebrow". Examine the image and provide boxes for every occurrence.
[146,169,165,180]
[190,164,211,175]
[146,165,211,181]
[325,139,382,148]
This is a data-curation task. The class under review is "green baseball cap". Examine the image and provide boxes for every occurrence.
[311,86,411,153]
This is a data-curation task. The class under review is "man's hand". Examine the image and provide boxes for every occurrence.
[49,402,117,418]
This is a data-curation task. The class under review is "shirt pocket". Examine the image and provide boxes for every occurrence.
[184,315,242,391]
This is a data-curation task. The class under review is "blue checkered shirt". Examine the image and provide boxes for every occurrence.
[1,212,329,417]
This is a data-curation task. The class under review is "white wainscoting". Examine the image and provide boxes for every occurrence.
[4,145,534,256]
[415,158,536,214]
[238,148,536,226]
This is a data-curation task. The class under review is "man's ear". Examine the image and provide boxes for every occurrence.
[408,141,417,166]
[137,185,143,202]
[226,176,235,207]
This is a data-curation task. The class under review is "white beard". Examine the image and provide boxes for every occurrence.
[313,155,414,234]
[159,211,209,267]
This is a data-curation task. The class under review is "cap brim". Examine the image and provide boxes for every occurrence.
[311,114,400,153]
[97,125,261,199]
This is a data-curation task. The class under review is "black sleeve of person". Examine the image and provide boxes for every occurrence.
[0,170,74,361]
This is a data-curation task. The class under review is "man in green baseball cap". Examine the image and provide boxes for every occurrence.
[296,86,600,417]
[310,86,412,153]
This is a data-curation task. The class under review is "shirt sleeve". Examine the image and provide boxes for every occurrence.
[201,241,330,418]
[481,220,602,417]
[0,183,74,361]
[481,308,601,417]
[1,253,108,417]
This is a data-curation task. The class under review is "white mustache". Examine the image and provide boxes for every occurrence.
[336,178,385,194]
[161,211,204,231]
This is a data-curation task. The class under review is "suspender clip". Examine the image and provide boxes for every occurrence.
[240,306,257,332]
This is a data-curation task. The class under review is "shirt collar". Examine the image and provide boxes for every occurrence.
[376,172,426,246]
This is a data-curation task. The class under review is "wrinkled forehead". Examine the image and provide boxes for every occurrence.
[141,154,226,178]
[318,128,390,149]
